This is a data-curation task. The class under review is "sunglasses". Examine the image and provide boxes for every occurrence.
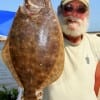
[61,3,88,14]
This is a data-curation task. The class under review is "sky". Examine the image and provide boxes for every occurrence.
[0,0,100,32]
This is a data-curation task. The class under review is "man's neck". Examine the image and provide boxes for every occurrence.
[63,33,83,44]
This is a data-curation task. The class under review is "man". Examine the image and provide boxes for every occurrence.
[43,0,100,100]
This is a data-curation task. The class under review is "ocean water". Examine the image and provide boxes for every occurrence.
[0,42,18,89]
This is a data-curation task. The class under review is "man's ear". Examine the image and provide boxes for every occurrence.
[86,10,89,17]
[57,6,62,16]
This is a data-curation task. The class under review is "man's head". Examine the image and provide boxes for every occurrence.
[61,0,89,7]
[58,0,89,37]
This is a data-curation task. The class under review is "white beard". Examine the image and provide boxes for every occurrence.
[58,14,88,37]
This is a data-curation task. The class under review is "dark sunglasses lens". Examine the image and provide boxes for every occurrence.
[62,3,87,14]
[77,6,87,13]
[63,4,73,12]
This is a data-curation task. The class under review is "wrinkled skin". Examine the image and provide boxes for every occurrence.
[2,0,64,100]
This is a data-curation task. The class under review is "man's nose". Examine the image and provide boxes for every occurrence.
[71,11,79,17]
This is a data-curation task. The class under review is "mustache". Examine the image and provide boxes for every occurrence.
[63,16,82,25]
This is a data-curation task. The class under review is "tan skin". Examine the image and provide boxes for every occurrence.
[61,0,100,96]
[95,62,100,96]
[61,0,89,44]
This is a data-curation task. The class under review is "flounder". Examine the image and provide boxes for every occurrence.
[2,0,64,100]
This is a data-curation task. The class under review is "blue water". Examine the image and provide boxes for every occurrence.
[0,42,18,89]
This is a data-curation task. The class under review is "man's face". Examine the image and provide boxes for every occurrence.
[58,0,89,37]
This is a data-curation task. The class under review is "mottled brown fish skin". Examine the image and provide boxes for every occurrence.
[3,1,64,100]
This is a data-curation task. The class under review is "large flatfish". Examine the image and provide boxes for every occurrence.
[2,0,64,100]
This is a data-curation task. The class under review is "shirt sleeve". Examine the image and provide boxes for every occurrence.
[90,34,100,61]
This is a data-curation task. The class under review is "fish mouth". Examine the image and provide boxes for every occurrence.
[24,0,48,9]
[20,0,50,16]
[25,0,40,9]
[22,0,49,15]
[21,0,43,15]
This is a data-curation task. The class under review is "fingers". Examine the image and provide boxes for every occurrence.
[35,89,43,100]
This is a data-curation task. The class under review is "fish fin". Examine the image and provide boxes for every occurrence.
[2,38,23,88]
